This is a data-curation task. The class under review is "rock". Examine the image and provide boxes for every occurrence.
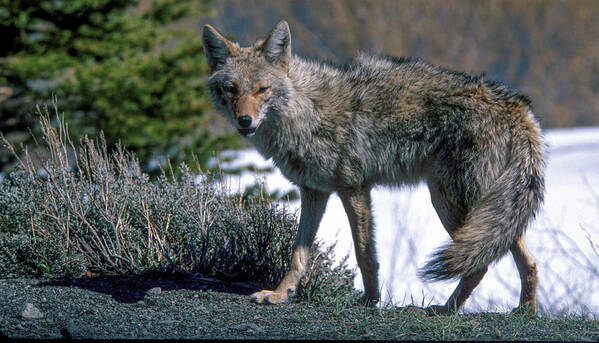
[147,287,162,295]
[233,323,264,333]
[159,320,178,325]
[61,322,95,339]
[21,303,44,319]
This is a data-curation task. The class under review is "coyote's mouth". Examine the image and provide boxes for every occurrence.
[238,127,256,137]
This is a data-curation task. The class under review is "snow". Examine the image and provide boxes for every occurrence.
[212,127,599,316]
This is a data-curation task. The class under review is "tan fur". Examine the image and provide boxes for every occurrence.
[203,21,545,314]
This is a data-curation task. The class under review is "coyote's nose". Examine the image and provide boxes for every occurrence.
[237,115,253,128]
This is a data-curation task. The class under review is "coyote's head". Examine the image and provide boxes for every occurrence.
[203,21,291,137]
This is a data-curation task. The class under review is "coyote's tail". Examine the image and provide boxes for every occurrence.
[420,109,546,281]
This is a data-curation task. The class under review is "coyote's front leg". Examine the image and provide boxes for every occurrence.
[250,187,330,304]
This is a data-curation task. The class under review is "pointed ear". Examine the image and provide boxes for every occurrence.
[203,24,237,71]
[262,21,291,70]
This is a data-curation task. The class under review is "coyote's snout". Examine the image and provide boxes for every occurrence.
[203,21,545,315]
[226,83,271,136]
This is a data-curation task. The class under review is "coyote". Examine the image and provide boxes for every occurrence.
[202,21,545,314]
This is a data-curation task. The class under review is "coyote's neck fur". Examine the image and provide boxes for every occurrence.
[248,53,447,191]
[250,56,346,160]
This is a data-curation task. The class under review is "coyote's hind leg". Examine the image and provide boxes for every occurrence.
[425,180,488,315]
[338,186,380,306]
[510,236,537,315]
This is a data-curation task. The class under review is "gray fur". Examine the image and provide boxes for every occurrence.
[262,21,291,68]
[203,21,545,314]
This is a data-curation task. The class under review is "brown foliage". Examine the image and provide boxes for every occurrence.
[198,0,599,128]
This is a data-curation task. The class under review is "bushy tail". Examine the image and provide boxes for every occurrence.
[420,110,546,281]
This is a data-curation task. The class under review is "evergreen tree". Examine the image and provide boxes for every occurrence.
[0,0,241,174]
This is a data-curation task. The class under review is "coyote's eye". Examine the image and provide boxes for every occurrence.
[256,86,270,94]
[224,85,238,95]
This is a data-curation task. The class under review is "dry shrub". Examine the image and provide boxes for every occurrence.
[0,100,358,305]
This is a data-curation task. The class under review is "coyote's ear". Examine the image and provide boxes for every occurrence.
[262,21,291,70]
[203,24,237,71]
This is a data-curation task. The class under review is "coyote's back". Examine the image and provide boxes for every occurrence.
[202,21,545,314]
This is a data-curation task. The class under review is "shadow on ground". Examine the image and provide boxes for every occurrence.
[37,273,263,303]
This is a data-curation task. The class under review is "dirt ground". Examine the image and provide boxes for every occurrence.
[2,276,597,340]
[0,275,330,339]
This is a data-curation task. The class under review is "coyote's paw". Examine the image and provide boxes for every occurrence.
[250,290,289,305]
[511,304,537,316]
[358,295,380,307]
[424,304,451,316]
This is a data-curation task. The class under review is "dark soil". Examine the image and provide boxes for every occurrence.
[1,276,598,340]
[0,275,360,339]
